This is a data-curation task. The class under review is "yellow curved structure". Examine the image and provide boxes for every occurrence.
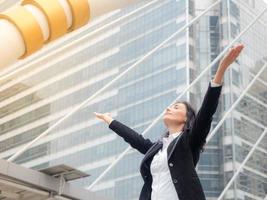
[67,0,90,30]
[0,0,138,69]
[22,0,69,41]
[0,6,44,58]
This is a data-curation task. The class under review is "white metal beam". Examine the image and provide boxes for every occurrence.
[0,159,111,200]
[0,190,20,199]
[0,178,49,197]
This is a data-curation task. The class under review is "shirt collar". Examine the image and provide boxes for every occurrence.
[169,131,182,139]
[162,131,182,143]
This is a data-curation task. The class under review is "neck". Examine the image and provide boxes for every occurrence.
[168,124,184,134]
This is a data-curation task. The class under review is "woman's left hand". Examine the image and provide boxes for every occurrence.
[219,44,244,71]
[213,44,244,85]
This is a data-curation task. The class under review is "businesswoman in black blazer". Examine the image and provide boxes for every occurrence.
[94,44,244,200]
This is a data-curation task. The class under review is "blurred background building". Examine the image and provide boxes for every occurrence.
[0,0,266,200]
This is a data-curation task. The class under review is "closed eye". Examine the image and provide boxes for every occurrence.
[173,105,180,109]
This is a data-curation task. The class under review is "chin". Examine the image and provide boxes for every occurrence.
[163,116,172,126]
[163,117,183,126]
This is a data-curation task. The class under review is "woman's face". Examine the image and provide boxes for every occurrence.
[163,102,187,127]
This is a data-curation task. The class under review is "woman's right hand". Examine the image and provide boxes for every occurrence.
[94,112,114,125]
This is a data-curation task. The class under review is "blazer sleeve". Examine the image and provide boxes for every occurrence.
[109,120,154,154]
[189,82,223,150]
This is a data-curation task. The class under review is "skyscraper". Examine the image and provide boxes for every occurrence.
[0,0,266,200]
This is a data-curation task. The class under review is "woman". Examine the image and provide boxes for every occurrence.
[94,44,244,200]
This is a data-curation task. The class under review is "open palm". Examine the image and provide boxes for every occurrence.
[94,112,113,124]
[219,44,244,70]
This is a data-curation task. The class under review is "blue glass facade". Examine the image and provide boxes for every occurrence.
[0,0,266,200]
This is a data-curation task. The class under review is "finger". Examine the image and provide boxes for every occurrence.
[94,112,101,117]
[237,45,244,53]
[228,48,236,60]
[231,49,239,59]
[232,54,241,63]
[235,44,244,52]
[235,53,241,60]
[227,53,237,64]
[235,45,242,52]
[238,43,244,48]
[228,47,235,56]
[236,46,243,54]
[230,46,237,55]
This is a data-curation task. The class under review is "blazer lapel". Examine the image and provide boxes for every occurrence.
[140,141,163,169]
[167,132,183,160]
[140,132,184,173]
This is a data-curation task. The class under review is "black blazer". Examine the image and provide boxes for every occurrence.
[109,82,222,200]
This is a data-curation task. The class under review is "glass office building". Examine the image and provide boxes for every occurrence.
[0,0,266,199]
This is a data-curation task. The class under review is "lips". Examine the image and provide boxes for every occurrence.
[165,111,172,115]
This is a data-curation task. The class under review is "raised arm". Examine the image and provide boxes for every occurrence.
[94,112,154,154]
[189,44,244,150]
[189,82,222,150]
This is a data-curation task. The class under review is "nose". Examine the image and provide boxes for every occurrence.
[166,107,171,111]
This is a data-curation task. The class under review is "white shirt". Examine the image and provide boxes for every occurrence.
[210,81,222,87]
[151,131,182,200]
[150,81,221,200]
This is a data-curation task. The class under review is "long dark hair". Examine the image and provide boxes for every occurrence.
[161,101,205,151]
